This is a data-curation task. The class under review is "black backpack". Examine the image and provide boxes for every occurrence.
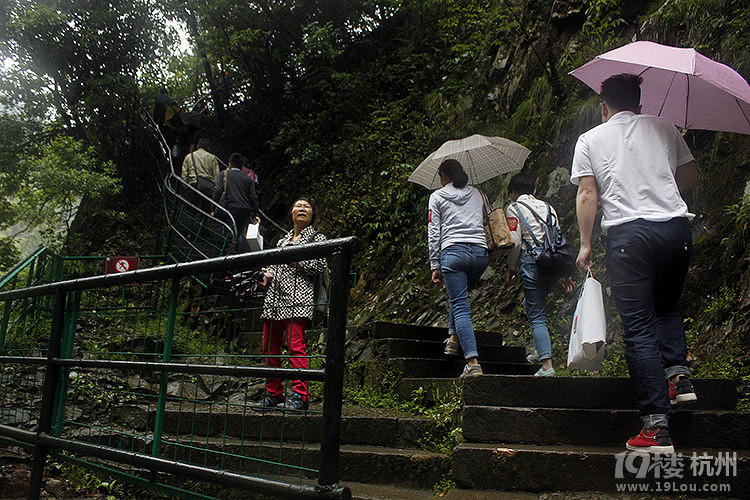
[513,200,576,276]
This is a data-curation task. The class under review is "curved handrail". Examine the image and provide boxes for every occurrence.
[0,246,47,290]
[142,99,288,259]
[141,109,238,258]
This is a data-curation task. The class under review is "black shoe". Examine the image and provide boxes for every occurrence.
[286,392,309,411]
[255,392,284,409]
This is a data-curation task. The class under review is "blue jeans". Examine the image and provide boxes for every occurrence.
[520,251,557,360]
[441,243,489,360]
[606,218,692,428]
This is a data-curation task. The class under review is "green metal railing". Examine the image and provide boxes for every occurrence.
[163,175,237,265]
[140,106,238,266]
[0,237,357,499]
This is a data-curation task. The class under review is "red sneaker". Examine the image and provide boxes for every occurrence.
[669,375,697,405]
[626,427,674,454]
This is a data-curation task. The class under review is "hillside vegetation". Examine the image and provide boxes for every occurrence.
[1,0,749,402]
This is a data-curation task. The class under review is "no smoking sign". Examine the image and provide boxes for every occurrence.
[105,256,140,274]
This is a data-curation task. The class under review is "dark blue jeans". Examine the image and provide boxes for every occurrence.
[606,218,692,427]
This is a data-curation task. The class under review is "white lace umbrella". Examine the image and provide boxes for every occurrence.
[409,134,531,190]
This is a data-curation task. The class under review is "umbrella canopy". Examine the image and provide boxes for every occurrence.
[569,41,750,135]
[409,134,531,190]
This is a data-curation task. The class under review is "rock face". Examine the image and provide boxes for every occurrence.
[0,464,30,498]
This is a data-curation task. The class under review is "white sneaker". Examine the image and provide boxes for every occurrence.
[460,363,483,379]
[534,367,555,377]
[443,337,459,356]
[526,349,539,363]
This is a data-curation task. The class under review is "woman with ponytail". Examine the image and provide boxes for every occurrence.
[428,159,489,378]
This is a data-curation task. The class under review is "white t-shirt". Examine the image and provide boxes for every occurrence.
[570,111,694,234]
[505,194,556,270]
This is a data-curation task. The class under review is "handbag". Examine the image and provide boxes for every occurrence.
[230,270,267,301]
[567,270,607,371]
[514,200,576,276]
[245,221,264,251]
[479,190,514,252]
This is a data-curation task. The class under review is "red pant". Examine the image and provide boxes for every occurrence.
[262,318,309,400]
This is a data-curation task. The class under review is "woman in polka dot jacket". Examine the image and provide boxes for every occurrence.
[257,197,326,411]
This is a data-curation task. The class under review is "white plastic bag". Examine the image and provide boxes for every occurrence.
[567,270,607,371]
[245,222,263,251]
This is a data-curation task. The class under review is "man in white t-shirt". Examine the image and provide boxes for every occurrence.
[571,73,698,455]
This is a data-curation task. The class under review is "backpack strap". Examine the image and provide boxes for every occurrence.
[515,200,546,225]
[511,203,541,251]
[517,200,560,229]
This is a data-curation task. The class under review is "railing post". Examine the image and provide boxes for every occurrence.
[0,299,11,352]
[28,289,67,500]
[319,248,352,495]
[52,290,81,436]
[152,277,180,459]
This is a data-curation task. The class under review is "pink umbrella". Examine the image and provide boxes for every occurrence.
[569,41,750,135]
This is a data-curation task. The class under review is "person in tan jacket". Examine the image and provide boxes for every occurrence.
[181,137,220,208]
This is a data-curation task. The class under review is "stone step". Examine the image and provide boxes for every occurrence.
[161,438,449,489]
[364,358,536,382]
[462,406,750,449]
[240,475,439,500]
[452,442,750,495]
[463,375,738,409]
[235,330,263,349]
[344,480,435,500]
[371,338,526,362]
[358,322,505,345]
[120,404,436,449]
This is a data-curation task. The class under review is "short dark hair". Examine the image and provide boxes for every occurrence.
[600,73,642,112]
[508,173,534,195]
[290,197,316,225]
[438,158,469,188]
[197,137,212,150]
[228,153,243,168]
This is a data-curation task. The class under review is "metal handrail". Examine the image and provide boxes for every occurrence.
[142,105,287,257]
[0,236,358,499]
[0,246,48,290]
[142,107,239,256]
[0,237,356,301]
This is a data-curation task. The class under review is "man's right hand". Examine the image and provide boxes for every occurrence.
[432,269,443,286]
[576,244,592,274]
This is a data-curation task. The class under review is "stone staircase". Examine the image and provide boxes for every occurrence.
[138,319,748,498]
[454,375,750,496]
[349,322,750,498]
[355,321,535,395]
[153,403,449,490]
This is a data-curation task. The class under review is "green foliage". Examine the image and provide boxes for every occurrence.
[0,236,20,273]
[432,474,457,497]
[703,286,739,324]
[57,462,125,499]
[597,342,630,377]
[581,0,627,45]
[722,195,750,257]
[1,0,167,257]
[345,369,463,454]
[5,135,121,249]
